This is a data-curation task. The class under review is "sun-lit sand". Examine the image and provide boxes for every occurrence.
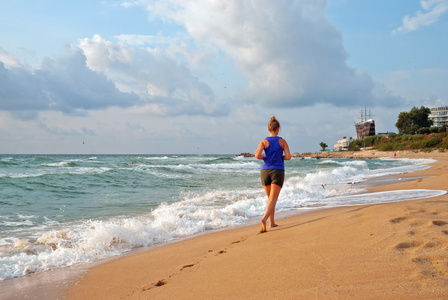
[300,149,448,160]
[61,151,448,299]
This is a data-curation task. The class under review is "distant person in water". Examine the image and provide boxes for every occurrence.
[255,116,291,233]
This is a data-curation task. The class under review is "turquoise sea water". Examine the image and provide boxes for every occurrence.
[0,154,444,280]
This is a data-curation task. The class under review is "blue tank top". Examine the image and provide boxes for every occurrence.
[261,137,284,170]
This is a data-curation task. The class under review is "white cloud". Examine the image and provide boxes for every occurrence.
[0,46,140,119]
[140,0,402,108]
[393,0,448,34]
[79,34,228,116]
[115,34,176,46]
[0,34,228,119]
[0,48,23,68]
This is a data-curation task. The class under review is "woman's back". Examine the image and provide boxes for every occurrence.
[262,137,284,170]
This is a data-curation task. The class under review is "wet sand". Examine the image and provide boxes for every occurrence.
[300,149,448,159]
[63,157,448,299]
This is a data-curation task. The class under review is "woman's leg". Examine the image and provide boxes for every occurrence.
[262,185,279,228]
[260,184,282,232]
[263,185,271,198]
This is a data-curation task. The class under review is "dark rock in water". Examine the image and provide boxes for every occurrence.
[238,152,255,157]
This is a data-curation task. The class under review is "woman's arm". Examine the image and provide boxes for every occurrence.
[280,139,292,160]
[255,140,267,160]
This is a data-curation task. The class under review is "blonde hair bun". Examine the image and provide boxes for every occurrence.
[268,116,280,132]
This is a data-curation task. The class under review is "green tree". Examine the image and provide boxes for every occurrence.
[395,106,433,134]
[319,142,328,151]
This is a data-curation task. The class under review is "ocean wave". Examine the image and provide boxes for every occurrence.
[195,162,260,171]
[318,159,368,167]
[379,157,436,165]
[41,161,79,167]
[139,161,260,174]
[2,186,444,280]
[0,155,438,280]
[323,189,446,207]
[2,220,35,227]
[142,156,169,160]
[7,166,112,179]
[361,164,431,178]
[233,155,246,160]
[0,188,261,279]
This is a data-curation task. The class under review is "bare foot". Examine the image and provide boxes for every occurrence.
[270,223,278,228]
[260,219,267,233]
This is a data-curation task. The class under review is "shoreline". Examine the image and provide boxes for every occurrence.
[66,156,447,299]
[297,149,448,159]
[2,154,447,299]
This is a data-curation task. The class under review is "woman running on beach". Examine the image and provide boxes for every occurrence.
[255,116,291,233]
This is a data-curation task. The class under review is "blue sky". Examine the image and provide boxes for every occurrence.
[1,0,447,154]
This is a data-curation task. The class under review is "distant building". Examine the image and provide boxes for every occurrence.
[334,136,353,151]
[356,119,375,139]
[355,108,375,139]
[377,132,392,137]
[429,106,448,127]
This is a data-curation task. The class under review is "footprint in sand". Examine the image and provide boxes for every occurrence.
[142,238,247,292]
[424,241,440,248]
[395,241,423,250]
[432,220,447,226]
[390,217,408,224]
[141,279,167,291]
[180,264,195,271]
[412,257,433,266]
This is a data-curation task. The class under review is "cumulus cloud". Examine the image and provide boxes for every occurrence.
[393,0,448,34]
[0,46,140,119]
[0,35,228,119]
[1,0,406,125]
[0,48,23,68]
[140,0,402,108]
[79,34,228,116]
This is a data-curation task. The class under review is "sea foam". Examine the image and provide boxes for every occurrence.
[0,155,440,280]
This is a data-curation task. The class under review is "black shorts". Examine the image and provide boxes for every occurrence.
[260,169,285,187]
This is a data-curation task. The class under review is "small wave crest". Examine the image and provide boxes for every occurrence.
[0,188,263,280]
[41,161,78,167]
[318,159,368,167]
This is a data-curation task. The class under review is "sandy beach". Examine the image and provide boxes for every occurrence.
[60,152,448,299]
[300,149,448,160]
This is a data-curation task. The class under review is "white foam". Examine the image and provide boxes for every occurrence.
[379,157,436,165]
[1,186,444,280]
[318,159,368,167]
[143,156,169,160]
[0,156,439,280]
[144,161,260,174]
[362,164,430,178]
[233,155,247,160]
[323,189,446,207]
